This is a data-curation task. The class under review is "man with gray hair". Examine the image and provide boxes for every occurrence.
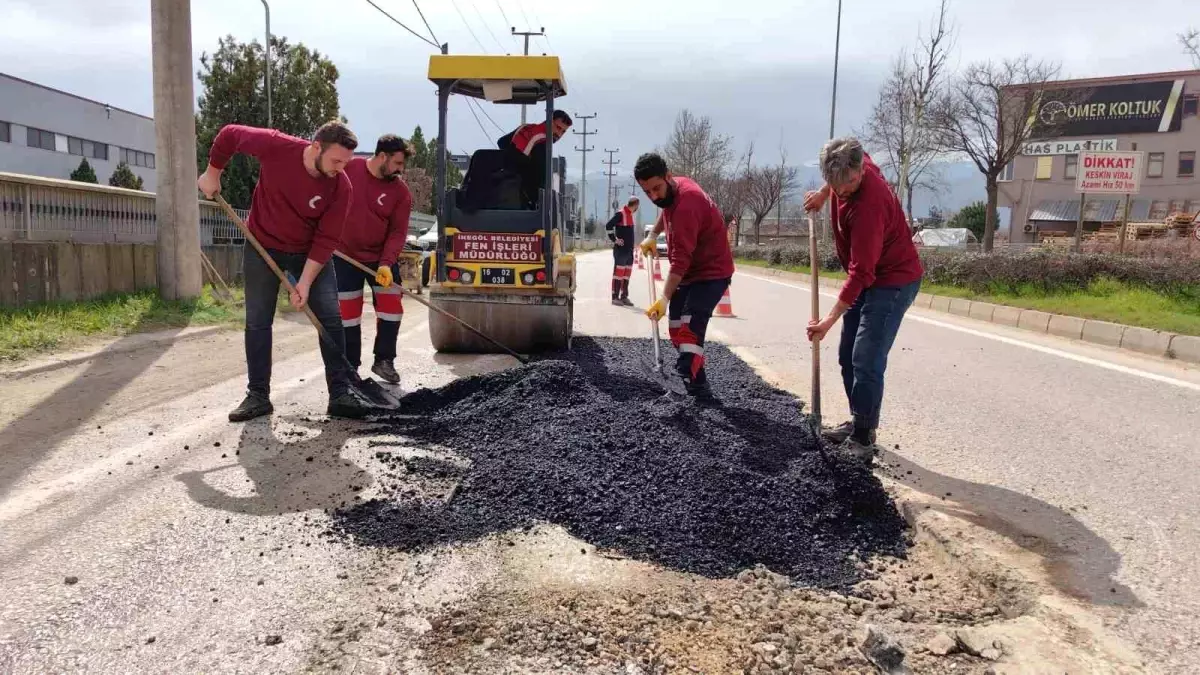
[803,137,923,463]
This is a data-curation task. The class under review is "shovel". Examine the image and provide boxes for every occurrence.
[213,195,399,410]
[806,215,823,435]
[331,251,529,364]
[644,256,687,396]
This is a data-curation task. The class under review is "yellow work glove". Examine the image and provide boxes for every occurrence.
[638,236,657,257]
[645,297,667,322]
[375,265,393,288]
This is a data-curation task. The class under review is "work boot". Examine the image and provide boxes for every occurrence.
[687,381,723,407]
[611,296,624,306]
[619,296,634,307]
[821,420,855,444]
[838,436,878,465]
[229,392,273,422]
[371,358,400,384]
[327,390,374,420]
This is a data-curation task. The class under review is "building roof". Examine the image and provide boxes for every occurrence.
[1002,68,1200,92]
[0,71,154,121]
[1029,198,1124,222]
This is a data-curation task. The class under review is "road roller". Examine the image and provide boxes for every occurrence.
[425,53,576,354]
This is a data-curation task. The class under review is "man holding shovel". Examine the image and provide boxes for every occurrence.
[197,121,374,422]
[804,138,923,462]
[335,134,414,385]
[635,153,735,404]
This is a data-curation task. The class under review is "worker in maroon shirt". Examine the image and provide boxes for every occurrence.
[197,121,371,422]
[804,137,924,463]
[335,135,414,385]
[635,152,736,404]
[496,110,572,208]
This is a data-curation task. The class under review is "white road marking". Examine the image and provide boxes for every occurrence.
[737,272,1200,394]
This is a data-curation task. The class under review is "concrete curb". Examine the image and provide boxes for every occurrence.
[0,325,230,380]
[736,265,1199,365]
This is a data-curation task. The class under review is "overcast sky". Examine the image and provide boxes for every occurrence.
[1,0,1195,180]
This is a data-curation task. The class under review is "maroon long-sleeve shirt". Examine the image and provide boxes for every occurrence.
[338,158,413,267]
[662,177,735,284]
[831,154,923,306]
[208,124,352,264]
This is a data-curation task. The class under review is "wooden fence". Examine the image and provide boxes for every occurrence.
[0,241,244,308]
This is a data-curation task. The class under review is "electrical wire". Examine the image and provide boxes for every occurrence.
[470,98,507,134]
[469,0,509,53]
[464,97,495,143]
[365,0,440,49]
[448,0,489,53]
[410,0,440,45]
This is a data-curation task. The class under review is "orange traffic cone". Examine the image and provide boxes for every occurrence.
[635,250,644,270]
[714,286,735,318]
[652,257,663,281]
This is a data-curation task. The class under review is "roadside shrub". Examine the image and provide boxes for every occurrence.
[738,245,1200,300]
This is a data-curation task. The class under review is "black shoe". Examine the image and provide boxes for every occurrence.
[371,359,400,384]
[229,393,273,422]
[687,383,723,406]
[619,297,634,307]
[821,421,855,444]
[327,391,373,420]
[611,297,624,306]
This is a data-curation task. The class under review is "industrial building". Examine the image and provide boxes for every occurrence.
[0,72,158,192]
[998,69,1199,243]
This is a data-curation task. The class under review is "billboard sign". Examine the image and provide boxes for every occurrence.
[1033,80,1185,137]
[1021,138,1117,156]
[1075,151,1144,194]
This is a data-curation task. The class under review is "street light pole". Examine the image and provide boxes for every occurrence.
[512,27,545,125]
[261,0,272,128]
[823,0,843,242]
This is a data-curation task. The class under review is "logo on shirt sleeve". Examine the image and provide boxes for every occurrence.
[377,194,386,207]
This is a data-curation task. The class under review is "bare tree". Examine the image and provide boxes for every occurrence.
[931,56,1062,251]
[1182,28,1200,68]
[860,0,954,225]
[741,144,799,245]
[659,109,734,197]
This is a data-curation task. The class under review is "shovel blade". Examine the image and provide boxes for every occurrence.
[352,377,401,409]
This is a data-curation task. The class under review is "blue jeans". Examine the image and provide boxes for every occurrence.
[243,243,350,399]
[838,280,921,430]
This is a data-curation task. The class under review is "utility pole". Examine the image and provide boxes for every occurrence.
[572,112,596,243]
[602,148,619,215]
[150,0,202,300]
[512,27,545,125]
[261,0,272,127]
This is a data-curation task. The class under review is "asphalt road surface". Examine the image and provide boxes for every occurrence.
[1,250,1197,672]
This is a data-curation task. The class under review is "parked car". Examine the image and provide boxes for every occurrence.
[656,232,668,258]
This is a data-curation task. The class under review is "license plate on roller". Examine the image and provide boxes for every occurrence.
[481,268,515,285]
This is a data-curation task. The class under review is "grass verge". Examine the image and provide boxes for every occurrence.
[0,285,245,363]
[736,258,1200,336]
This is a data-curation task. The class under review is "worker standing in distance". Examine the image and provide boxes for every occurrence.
[197,121,373,422]
[635,153,735,403]
[496,110,572,208]
[605,195,639,306]
[804,137,923,463]
[335,135,414,385]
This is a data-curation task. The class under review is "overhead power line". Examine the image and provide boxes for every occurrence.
[464,97,495,142]
[365,0,440,49]
[410,0,440,45]
[449,0,489,53]
[471,99,507,134]
[469,0,508,52]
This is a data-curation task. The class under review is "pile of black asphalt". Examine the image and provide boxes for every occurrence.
[327,337,908,590]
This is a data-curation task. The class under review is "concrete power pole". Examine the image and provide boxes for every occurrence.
[602,148,619,215]
[572,113,596,242]
[511,27,545,125]
[150,0,202,301]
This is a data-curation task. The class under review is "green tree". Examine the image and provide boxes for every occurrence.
[949,201,987,241]
[109,161,145,190]
[406,125,463,214]
[195,35,345,209]
[70,158,98,184]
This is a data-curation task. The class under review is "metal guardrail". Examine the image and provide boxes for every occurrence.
[0,172,436,246]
